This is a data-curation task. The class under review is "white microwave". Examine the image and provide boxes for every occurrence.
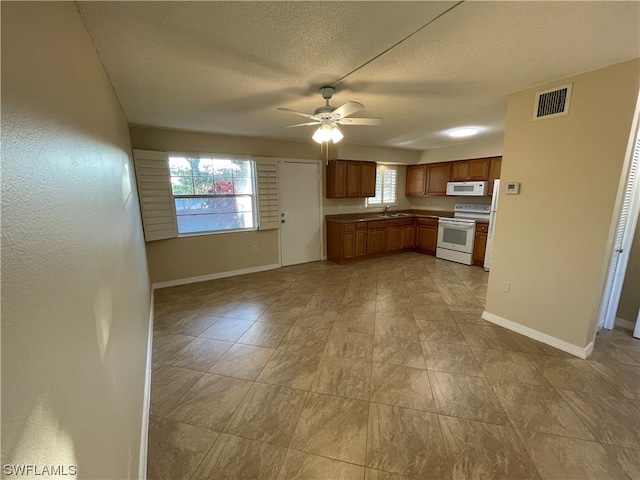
[446,181,488,196]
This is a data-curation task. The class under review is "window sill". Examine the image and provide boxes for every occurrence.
[177,227,257,238]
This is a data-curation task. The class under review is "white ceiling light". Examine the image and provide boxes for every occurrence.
[330,126,343,143]
[448,127,478,137]
[312,120,343,144]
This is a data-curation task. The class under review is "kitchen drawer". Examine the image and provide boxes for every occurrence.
[343,223,355,232]
[356,222,367,230]
[476,222,489,233]
[416,217,439,227]
[368,220,388,229]
[388,218,414,227]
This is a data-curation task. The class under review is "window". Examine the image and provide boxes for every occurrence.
[367,165,398,207]
[168,156,256,234]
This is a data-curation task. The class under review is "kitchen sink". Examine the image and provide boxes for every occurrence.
[387,212,412,217]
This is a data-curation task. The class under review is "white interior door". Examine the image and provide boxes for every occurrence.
[279,161,322,266]
[598,131,640,330]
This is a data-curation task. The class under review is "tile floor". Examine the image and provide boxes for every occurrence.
[147,252,640,480]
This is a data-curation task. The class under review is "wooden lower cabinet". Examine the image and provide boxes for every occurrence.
[327,221,362,263]
[386,218,415,252]
[415,218,438,255]
[367,226,387,255]
[355,224,367,257]
[472,221,489,266]
[387,225,402,252]
[401,224,414,249]
[327,216,438,264]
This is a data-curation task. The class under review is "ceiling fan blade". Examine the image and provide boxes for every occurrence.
[277,107,317,119]
[284,121,321,128]
[337,117,382,126]
[331,101,364,120]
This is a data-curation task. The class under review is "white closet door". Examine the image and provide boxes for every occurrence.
[598,136,640,330]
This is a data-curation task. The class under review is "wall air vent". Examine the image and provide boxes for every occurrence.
[533,83,572,120]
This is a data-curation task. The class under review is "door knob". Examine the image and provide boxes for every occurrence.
[281,219,286,223]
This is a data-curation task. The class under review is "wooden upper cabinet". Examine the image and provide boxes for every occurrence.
[405,165,428,196]
[450,158,490,181]
[488,156,502,195]
[346,161,361,197]
[326,160,347,198]
[426,163,451,195]
[469,158,490,180]
[360,161,377,197]
[326,160,376,198]
[450,161,468,182]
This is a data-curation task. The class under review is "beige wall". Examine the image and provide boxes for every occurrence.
[335,143,421,164]
[409,194,491,212]
[2,3,151,478]
[485,59,640,349]
[617,219,640,323]
[418,136,504,164]
[147,230,280,285]
[130,127,421,283]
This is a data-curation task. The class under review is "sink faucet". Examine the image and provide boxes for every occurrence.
[384,206,391,216]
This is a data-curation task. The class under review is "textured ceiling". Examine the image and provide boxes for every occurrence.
[78,1,640,151]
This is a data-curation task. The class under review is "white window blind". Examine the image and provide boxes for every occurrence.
[132,149,178,242]
[367,165,398,206]
[255,157,280,230]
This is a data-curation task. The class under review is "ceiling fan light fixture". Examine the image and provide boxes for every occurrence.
[313,120,340,144]
[280,86,380,144]
[313,124,330,143]
[448,127,478,138]
[312,127,325,143]
[330,126,343,143]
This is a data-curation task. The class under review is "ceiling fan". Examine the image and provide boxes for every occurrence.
[278,86,382,143]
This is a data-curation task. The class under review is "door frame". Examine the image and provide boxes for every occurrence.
[277,158,324,266]
[596,91,640,332]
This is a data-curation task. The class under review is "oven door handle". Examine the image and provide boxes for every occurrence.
[438,220,475,228]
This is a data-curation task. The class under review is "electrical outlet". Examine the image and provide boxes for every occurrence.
[501,282,511,293]
[253,245,258,252]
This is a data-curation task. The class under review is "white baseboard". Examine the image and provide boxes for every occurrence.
[152,263,281,289]
[615,317,637,330]
[482,311,593,359]
[138,291,154,480]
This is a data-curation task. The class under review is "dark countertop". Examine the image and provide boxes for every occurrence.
[325,209,455,223]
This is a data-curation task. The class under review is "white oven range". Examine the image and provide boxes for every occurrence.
[436,204,490,265]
